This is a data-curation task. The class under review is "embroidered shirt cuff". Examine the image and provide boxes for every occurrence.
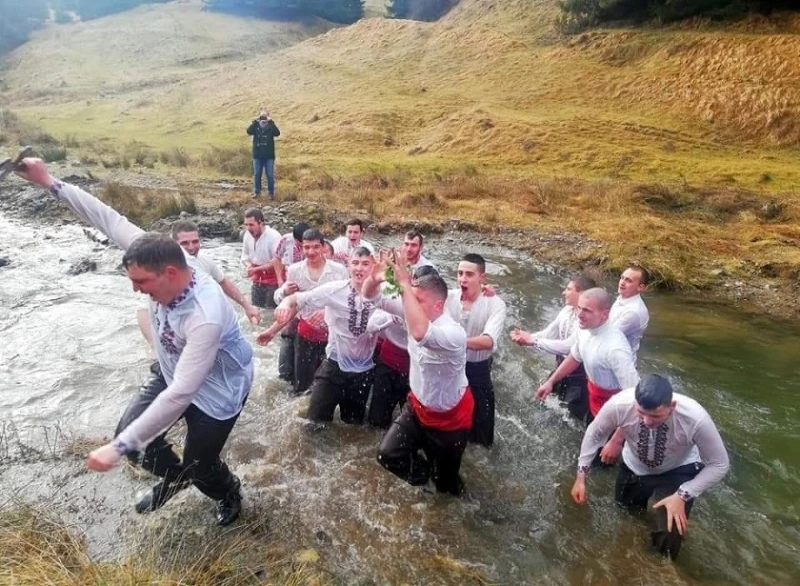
[49,180,64,196]
[578,465,590,475]
[112,438,131,456]
[676,486,694,502]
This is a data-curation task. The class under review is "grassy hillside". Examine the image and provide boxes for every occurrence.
[3,0,800,297]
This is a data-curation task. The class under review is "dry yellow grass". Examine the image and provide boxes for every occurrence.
[3,0,800,298]
[0,506,328,585]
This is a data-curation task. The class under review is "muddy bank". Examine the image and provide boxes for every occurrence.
[0,164,793,321]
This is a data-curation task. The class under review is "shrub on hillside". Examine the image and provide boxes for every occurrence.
[557,0,800,32]
[100,182,197,226]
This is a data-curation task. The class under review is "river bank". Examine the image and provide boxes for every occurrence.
[0,162,794,322]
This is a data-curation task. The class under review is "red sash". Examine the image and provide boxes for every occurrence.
[297,318,328,343]
[252,267,278,286]
[587,380,620,416]
[408,387,474,432]
[378,339,410,374]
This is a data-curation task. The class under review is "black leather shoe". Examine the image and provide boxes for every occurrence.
[215,476,242,526]
[135,480,188,514]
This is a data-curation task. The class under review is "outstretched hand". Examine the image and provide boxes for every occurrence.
[535,380,553,401]
[14,158,55,188]
[86,443,123,472]
[510,328,535,346]
[384,248,412,287]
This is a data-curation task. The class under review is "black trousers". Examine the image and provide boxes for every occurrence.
[554,374,589,423]
[306,358,374,424]
[377,403,469,495]
[278,318,298,384]
[367,360,409,429]
[251,282,277,309]
[466,359,494,447]
[615,461,703,560]
[115,362,242,501]
[294,334,327,395]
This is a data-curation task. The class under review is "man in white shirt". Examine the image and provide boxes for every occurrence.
[365,254,473,495]
[259,228,348,394]
[274,246,380,424]
[511,275,596,421]
[610,266,650,362]
[400,229,434,271]
[536,288,639,421]
[241,208,282,309]
[445,253,507,448]
[366,264,439,428]
[15,159,253,527]
[572,374,730,560]
[136,219,262,352]
[273,222,310,384]
[331,218,374,264]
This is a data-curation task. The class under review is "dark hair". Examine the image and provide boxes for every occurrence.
[629,265,650,286]
[404,230,424,247]
[461,253,486,273]
[635,374,674,410]
[303,228,325,244]
[245,208,265,223]
[293,222,311,241]
[414,273,449,302]
[572,275,597,292]
[345,218,364,231]
[352,246,373,258]
[171,220,199,240]
[122,232,188,273]
[413,265,438,280]
[324,240,334,255]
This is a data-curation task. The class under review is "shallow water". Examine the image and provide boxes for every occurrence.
[0,211,797,585]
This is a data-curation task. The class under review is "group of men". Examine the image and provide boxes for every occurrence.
[12,158,729,562]
[511,267,729,559]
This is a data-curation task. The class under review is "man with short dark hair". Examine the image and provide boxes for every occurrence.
[241,208,282,309]
[15,159,253,527]
[331,219,374,264]
[366,253,473,495]
[170,219,261,324]
[366,233,435,429]
[274,246,381,423]
[247,110,280,200]
[445,253,506,447]
[273,222,311,383]
[572,374,730,560]
[258,228,348,394]
[511,275,596,421]
[610,266,650,362]
[400,230,433,270]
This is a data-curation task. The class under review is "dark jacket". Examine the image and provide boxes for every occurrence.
[247,119,280,159]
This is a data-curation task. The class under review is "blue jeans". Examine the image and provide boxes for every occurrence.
[253,158,275,197]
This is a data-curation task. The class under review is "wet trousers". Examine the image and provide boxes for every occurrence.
[377,403,469,495]
[615,461,703,560]
[115,362,242,501]
[306,358,374,424]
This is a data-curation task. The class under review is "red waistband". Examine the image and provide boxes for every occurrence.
[378,340,410,374]
[298,318,328,343]
[408,387,474,432]
[252,267,278,286]
[587,380,620,417]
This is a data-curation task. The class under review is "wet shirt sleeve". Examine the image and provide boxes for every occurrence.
[679,416,730,498]
[480,298,507,352]
[577,401,622,472]
[49,181,144,250]
[115,319,223,451]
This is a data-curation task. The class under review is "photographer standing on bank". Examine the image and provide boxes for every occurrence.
[247,110,280,200]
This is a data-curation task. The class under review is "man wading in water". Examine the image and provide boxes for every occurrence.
[14,159,253,526]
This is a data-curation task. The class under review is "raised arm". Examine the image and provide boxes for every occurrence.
[16,158,144,250]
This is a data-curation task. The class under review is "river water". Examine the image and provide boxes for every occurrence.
[0,210,797,585]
